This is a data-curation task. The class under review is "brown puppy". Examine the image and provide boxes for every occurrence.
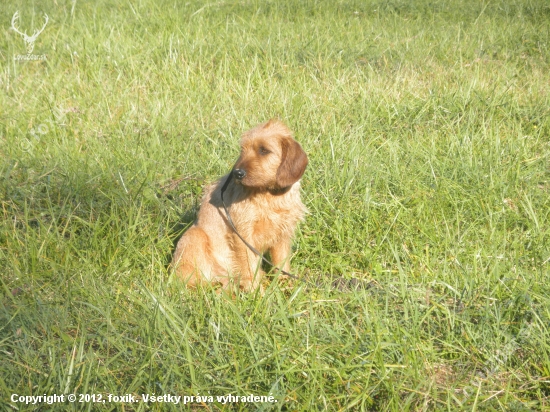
[172,119,308,291]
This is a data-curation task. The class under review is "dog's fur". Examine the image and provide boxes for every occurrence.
[172,119,308,291]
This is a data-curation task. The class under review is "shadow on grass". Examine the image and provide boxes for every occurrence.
[1,160,206,273]
[165,207,196,267]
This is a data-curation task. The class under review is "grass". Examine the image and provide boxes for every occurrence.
[1,0,549,410]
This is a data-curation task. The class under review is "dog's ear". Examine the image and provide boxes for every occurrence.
[276,138,308,188]
[263,118,278,128]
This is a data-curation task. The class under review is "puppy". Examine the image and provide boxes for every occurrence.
[172,119,308,291]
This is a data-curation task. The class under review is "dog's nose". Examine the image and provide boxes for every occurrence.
[233,169,246,180]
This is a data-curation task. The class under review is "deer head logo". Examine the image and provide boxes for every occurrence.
[11,11,49,55]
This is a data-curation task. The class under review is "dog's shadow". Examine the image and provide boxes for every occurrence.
[165,207,197,267]
[161,176,205,268]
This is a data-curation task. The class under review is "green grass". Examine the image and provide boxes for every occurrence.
[1,0,549,410]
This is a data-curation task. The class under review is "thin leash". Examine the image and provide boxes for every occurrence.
[220,170,310,285]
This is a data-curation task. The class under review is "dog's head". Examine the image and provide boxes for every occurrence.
[233,119,308,191]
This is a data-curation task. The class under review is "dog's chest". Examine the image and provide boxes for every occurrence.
[250,209,291,248]
[232,193,301,249]
[252,209,284,232]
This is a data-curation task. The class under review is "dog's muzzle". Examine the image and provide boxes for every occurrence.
[233,169,246,180]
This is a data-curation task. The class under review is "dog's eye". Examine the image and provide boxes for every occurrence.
[259,147,270,156]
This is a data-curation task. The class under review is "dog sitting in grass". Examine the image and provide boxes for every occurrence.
[172,119,308,291]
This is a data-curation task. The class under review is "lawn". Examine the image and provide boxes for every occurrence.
[1,0,549,410]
